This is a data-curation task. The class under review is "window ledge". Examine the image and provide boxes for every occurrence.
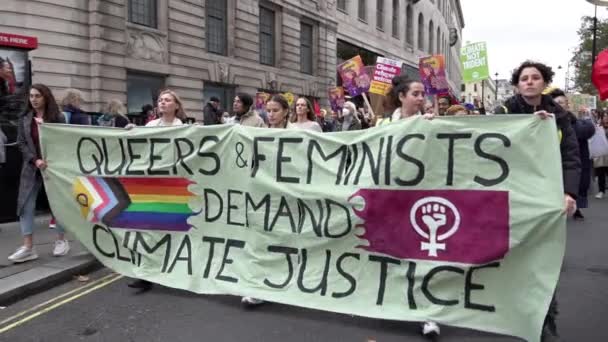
[126,22,167,36]
[376,27,384,32]
[337,8,347,14]
[358,18,368,24]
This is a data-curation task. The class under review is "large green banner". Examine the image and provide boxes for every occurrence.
[41,116,566,342]
[461,42,490,83]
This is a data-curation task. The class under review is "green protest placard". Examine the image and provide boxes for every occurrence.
[461,42,490,83]
[41,116,565,342]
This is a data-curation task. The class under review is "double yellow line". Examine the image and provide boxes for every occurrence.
[0,272,123,334]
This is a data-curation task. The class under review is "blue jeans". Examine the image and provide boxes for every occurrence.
[19,178,64,236]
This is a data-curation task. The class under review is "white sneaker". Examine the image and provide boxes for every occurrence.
[595,192,604,199]
[8,246,38,263]
[241,296,265,307]
[53,239,70,256]
[422,321,441,337]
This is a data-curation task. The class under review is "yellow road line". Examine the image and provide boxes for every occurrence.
[0,274,124,334]
[0,273,118,326]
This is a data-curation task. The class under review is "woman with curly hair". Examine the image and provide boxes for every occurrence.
[503,60,580,341]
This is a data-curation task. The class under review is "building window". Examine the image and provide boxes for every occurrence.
[338,0,347,11]
[461,84,465,92]
[259,6,275,66]
[391,0,399,38]
[428,20,434,54]
[376,0,384,30]
[127,72,164,114]
[128,0,157,28]
[436,28,441,54]
[474,84,478,92]
[206,0,227,55]
[417,13,424,51]
[406,5,413,45]
[300,22,314,75]
[358,0,366,21]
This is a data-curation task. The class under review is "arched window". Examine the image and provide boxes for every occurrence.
[428,20,434,54]
[406,5,413,45]
[392,0,399,38]
[417,13,424,51]
[437,27,441,54]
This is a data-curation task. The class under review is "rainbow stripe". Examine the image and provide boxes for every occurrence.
[73,176,196,232]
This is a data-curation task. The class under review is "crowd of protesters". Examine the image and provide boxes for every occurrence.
[5,59,608,342]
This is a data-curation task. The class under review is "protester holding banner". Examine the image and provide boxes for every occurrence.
[503,61,580,204]
[239,93,293,307]
[264,94,291,129]
[232,93,265,127]
[374,74,441,337]
[335,101,361,131]
[289,97,322,132]
[8,84,69,263]
[145,90,186,127]
[502,61,580,341]
[127,89,188,291]
[376,75,433,126]
[550,89,595,220]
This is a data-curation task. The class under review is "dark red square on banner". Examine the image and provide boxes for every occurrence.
[351,189,510,265]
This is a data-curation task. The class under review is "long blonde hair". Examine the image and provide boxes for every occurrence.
[61,88,84,108]
[106,99,128,118]
[158,89,187,120]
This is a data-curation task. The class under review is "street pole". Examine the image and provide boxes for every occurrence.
[494,73,499,102]
[592,4,598,66]
[481,79,485,111]
[565,63,570,93]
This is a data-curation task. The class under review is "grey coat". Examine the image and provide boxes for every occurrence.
[16,111,65,216]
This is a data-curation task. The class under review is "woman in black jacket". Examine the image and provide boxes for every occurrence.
[504,61,581,342]
[503,61,581,206]
[549,88,595,220]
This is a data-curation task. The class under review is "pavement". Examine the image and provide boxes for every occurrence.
[0,214,100,306]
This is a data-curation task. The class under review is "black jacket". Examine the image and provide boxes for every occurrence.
[503,94,581,197]
[568,112,594,167]
[63,105,91,125]
[203,102,222,125]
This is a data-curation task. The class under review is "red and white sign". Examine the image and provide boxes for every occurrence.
[369,57,402,95]
[0,33,38,50]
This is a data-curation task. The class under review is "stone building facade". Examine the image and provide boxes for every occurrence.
[461,78,497,112]
[336,0,464,95]
[0,0,464,120]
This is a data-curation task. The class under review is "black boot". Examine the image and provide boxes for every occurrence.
[541,295,561,341]
[573,209,584,221]
[128,279,153,292]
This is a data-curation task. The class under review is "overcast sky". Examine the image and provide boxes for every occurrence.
[461,0,608,88]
